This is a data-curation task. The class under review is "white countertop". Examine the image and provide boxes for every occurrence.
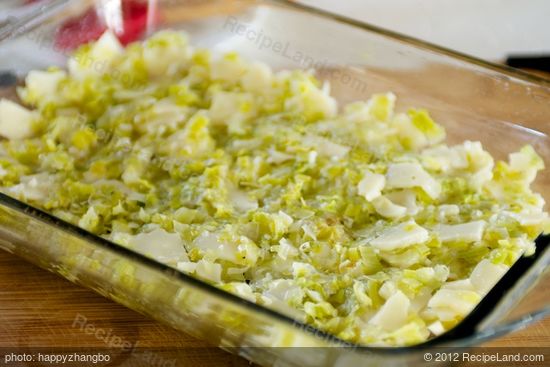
[298,0,550,61]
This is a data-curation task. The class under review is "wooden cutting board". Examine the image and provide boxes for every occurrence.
[0,248,549,366]
[0,2,548,364]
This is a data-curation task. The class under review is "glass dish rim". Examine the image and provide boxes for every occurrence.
[277,0,550,88]
[0,0,549,353]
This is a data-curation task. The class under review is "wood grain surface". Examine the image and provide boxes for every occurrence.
[0,2,549,366]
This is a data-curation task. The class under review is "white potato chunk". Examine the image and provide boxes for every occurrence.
[357,169,385,201]
[438,204,460,219]
[385,189,418,215]
[469,259,508,295]
[372,196,407,219]
[427,321,446,336]
[0,99,35,140]
[386,162,441,199]
[508,211,549,226]
[195,260,222,283]
[369,290,410,331]
[68,30,123,78]
[428,289,480,320]
[436,220,486,243]
[24,70,66,102]
[370,221,429,251]
[131,228,189,264]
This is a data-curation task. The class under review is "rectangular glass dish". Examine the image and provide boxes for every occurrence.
[0,0,549,365]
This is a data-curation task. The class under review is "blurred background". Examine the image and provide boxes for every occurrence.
[2,0,549,64]
[298,0,550,62]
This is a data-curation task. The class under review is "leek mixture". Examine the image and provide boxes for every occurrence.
[0,31,548,346]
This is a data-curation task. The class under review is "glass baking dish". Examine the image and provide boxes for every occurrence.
[0,0,549,365]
